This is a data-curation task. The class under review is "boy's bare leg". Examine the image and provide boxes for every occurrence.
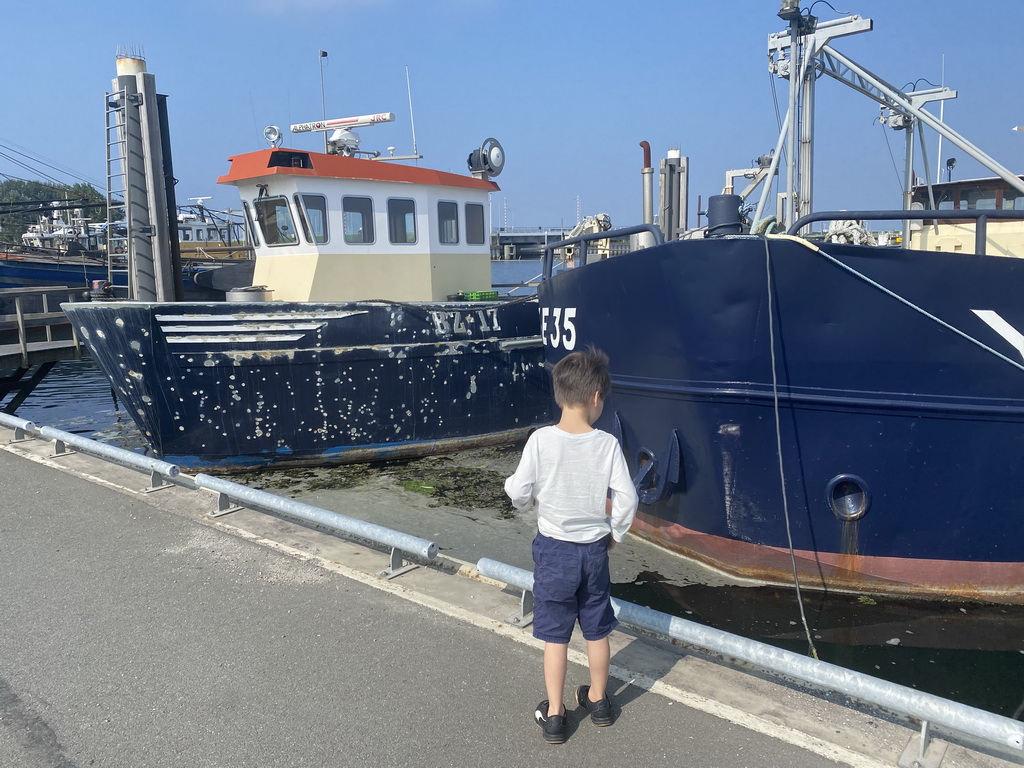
[585,637,611,700]
[543,642,568,715]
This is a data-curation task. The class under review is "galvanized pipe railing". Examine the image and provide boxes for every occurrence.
[0,412,179,486]
[0,413,38,440]
[475,557,1024,755]
[35,424,180,482]
[193,473,438,578]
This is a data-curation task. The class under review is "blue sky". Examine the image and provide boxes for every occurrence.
[2,0,1022,230]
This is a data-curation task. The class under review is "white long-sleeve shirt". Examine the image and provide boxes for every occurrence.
[504,426,638,544]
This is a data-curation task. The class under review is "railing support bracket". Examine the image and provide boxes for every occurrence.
[140,470,174,494]
[208,492,243,518]
[378,547,419,580]
[899,720,947,768]
[507,588,534,628]
[50,439,76,458]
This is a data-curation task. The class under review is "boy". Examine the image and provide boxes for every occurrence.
[504,347,638,744]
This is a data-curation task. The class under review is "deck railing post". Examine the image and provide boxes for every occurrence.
[976,214,988,255]
[15,296,28,367]
[42,293,53,343]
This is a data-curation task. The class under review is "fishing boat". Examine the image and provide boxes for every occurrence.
[537,4,1024,604]
[61,66,552,469]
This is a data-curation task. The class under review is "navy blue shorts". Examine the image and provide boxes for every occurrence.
[531,532,617,644]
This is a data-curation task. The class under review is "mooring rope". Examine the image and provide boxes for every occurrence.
[762,237,819,660]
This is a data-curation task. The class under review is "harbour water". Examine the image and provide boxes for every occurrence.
[3,261,1023,720]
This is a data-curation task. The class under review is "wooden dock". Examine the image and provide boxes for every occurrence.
[0,286,86,409]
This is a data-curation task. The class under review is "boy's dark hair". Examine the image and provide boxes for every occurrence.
[552,346,611,407]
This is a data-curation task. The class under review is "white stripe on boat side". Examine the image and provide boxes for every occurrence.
[159,324,324,333]
[164,334,308,344]
[154,311,368,322]
[167,338,510,355]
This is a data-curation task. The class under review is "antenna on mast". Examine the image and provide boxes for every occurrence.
[406,66,419,164]
[319,50,329,153]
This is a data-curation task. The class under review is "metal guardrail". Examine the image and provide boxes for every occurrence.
[193,473,438,579]
[0,413,437,579]
[0,412,178,491]
[786,208,1024,256]
[0,413,36,439]
[541,224,664,278]
[475,557,1024,758]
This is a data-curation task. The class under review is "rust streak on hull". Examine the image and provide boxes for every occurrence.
[632,509,1024,605]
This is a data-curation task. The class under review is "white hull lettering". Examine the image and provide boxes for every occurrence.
[541,307,577,350]
[428,309,502,336]
[973,310,1024,362]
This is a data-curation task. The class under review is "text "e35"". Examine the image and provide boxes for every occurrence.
[540,307,576,350]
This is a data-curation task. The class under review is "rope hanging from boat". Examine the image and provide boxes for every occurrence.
[767,233,1024,376]
[762,237,820,661]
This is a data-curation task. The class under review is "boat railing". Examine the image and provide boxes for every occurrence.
[788,209,1024,255]
[541,224,664,279]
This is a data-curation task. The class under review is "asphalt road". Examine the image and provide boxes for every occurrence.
[0,448,867,768]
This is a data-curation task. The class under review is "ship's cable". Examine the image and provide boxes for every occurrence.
[762,236,819,661]
[768,233,1024,375]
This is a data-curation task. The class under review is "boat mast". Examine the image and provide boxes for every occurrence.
[780,0,800,225]
[765,5,873,229]
[763,3,1024,238]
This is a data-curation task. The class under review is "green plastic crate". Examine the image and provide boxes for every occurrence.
[465,290,499,301]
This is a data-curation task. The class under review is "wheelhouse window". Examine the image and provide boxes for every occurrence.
[438,201,459,244]
[960,189,996,210]
[388,198,417,244]
[253,196,299,246]
[195,229,205,241]
[295,193,329,244]
[465,203,485,245]
[179,228,192,242]
[343,196,374,243]
[207,228,220,241]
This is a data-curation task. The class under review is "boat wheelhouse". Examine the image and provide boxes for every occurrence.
[910,175,1024,256]
[222,147,495,302]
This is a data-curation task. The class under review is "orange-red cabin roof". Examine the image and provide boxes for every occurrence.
[217,148,500,192]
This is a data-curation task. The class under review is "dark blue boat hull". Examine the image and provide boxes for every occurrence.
[62,298,553,470]
[0,255,107,291]
[0,254,228,302]
[538,236,1024,602]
